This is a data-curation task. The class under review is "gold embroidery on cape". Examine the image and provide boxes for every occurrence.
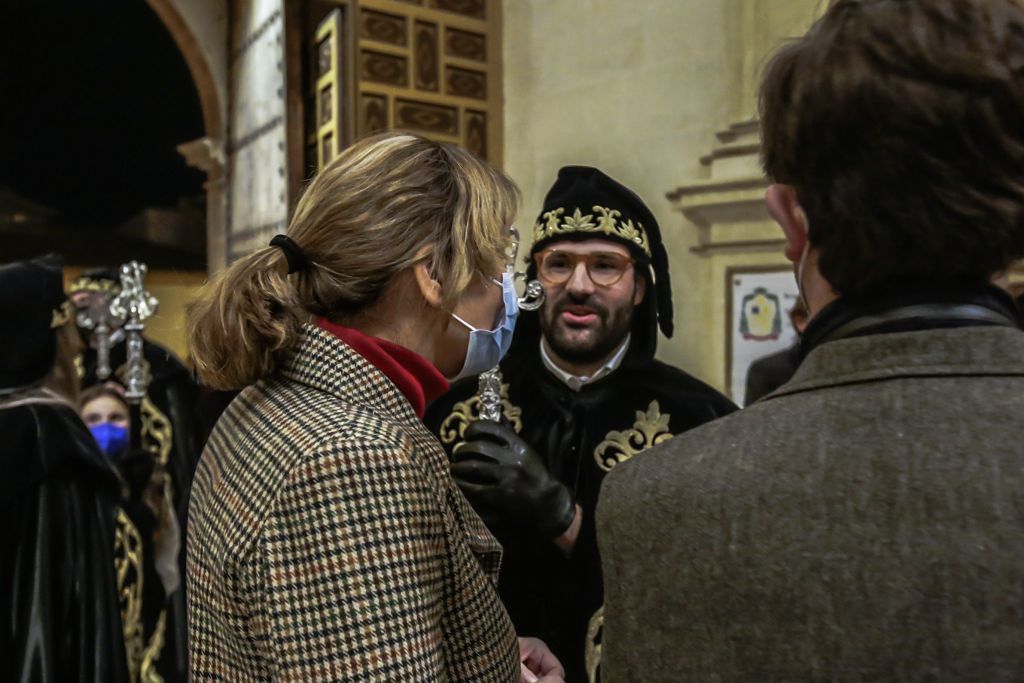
[439,383,522,447]
[139,610,167,683]
[74,354,85,380]
[594,400,673,472]
[140,396,173,466]
[50,300,74,328]
[115,509,144,682]
[585,605,605,683]
[533,205,652,257]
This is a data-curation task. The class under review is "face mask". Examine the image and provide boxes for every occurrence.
[450,271,519,380]
[90,422,130,457]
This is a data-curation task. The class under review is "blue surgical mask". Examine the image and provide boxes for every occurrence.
[450,271,519,380]
[90,422,130,457]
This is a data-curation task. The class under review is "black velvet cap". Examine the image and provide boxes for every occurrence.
[69,267,121,296]
[528,166,674,344]
[0,255,71,391]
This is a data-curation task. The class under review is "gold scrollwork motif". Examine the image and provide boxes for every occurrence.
[140,396,173,466]
[594,400,673,472]
[139,610,167,683]
[585,605,605,683]
[115,509,145,682]
[533,205,652,257]
[50,300,74,328]
[439,384,522,447]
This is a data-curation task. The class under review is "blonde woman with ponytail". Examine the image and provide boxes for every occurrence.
[186,132,564,682]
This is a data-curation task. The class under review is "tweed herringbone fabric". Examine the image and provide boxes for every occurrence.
[188,324,519,681]
[598,326,1024,682]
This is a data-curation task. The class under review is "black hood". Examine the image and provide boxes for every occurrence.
[512,166,673,361]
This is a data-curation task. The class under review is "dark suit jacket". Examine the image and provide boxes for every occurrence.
[597,326,1024,682]
[743,344,799,405]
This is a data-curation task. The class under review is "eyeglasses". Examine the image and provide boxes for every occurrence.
[478,270,503,288]
[534,249,635,287]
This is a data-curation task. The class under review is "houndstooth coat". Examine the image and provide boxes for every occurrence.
[187,324,520,681]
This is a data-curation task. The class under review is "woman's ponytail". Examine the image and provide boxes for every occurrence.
[188,247,302,390]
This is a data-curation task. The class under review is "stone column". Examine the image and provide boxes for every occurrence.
[177,136,227,272]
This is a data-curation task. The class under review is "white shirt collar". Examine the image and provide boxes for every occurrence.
[540,335,631,392]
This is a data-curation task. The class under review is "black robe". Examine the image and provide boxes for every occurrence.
[1,394,131,683]
[82,338,201,681]
[425,348,737,683]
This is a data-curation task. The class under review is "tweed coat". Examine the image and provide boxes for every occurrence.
[187,324,519,681]
[597,325,1024,682]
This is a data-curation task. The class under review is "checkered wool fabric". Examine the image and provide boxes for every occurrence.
[187,324,519,681]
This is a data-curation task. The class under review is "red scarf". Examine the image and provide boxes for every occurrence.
[317,318,449,418]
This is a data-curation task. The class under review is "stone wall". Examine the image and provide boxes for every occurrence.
[503,0,821,394]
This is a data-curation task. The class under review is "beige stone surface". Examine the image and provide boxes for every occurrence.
[154,0,228,131]
[503,0,820,393]
[226,0,290,259]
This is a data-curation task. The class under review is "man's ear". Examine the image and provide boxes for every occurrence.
[765,184,809,264]
[633,271,647,306]
[412,247,444,308]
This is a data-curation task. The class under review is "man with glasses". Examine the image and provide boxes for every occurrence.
[426,166,735,683]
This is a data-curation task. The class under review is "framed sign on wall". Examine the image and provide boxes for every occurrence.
[726,265,801,406]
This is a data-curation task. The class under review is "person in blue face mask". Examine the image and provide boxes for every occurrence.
[449,270,520,380]
[80,384,131,458]
[184,132,565,683]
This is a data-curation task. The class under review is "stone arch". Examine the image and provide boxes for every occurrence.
[146,0,229,271]
[145,0,224,137]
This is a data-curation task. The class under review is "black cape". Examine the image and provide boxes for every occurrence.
[425,347,736,683]
[81,338,201,681]
[1,394,131,683]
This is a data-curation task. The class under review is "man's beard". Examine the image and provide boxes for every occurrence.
[540,291,635,365]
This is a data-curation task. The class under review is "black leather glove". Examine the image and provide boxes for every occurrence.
[451,420,576,540]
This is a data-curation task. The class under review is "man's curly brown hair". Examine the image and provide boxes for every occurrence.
[760,0,1024,295]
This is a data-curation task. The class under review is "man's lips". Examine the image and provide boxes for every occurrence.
[560,307,599,326]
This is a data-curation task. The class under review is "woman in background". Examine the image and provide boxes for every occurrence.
[1,256,132,683]
[80,384,131,457]
[187,132,563,682]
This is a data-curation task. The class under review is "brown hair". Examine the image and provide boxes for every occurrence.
[189,132,519,390]
[79,383,128,411]
[760,0,1024,296]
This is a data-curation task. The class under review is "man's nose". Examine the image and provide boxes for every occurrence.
[565,261,595,295]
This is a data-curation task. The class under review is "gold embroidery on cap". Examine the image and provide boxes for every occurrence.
[534,205,652,257]
[70,277,121,295]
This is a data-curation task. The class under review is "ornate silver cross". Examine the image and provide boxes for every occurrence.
[475,227,545,423]
[109,262,158,404]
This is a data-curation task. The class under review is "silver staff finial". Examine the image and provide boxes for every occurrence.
[109,262,158,404]
[76,290,124,381]
[475,226,547,421]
